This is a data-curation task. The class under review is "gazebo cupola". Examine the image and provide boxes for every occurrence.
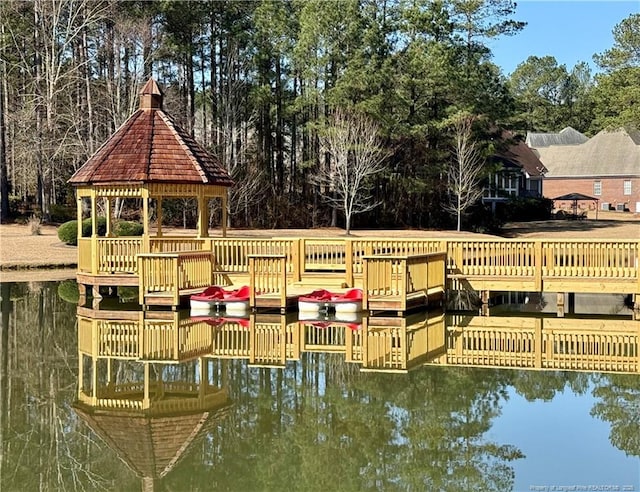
[68,78,234,291]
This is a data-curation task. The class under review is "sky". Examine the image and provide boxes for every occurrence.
[489,0,639,76]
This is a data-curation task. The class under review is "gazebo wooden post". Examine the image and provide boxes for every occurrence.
[198,357,207,400]
[77,352,84,400]
[197,190,208,239]
[156,196,163,237]
[105,197,112,237]
[143,363,150,409]
[90,189,99,275]
[106,357,112,384]
[91,357,98,405]
[76,193,83,244]
[142,187,150,253]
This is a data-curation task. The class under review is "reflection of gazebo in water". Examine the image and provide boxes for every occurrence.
[74,309,232,491]
[552,192,599,219]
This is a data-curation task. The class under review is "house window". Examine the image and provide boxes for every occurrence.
[483,172,520,199]
[593,181,602,196]
[623,180,632,195]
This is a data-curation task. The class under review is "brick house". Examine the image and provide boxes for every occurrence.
[528,128,640,214]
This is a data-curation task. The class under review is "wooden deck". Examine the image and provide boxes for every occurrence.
[75,235,640,314]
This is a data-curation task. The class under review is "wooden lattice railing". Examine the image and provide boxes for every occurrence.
[80,235,639,299]
[138,251,214,305]
[248,254,288,308]
[362,252,447,311]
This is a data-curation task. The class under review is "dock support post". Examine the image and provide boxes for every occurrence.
[557,292,565,317]
[567,292,575,315]
[480,290,490,316]
[78,283,87,306]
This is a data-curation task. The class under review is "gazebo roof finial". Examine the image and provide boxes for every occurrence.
[139,78,163,110]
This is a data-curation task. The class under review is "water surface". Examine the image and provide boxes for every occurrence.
[1,281,638,491]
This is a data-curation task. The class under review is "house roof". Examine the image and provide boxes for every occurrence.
[69,79,234,187]
[536,128,640,178]
[494,132,547,177]
[552,192,599,201]
[526,127,589,148]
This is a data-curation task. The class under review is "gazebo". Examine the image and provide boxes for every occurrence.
[552,192,599,219]
[68,78,234,300]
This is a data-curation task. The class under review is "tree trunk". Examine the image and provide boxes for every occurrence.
[33,0,45,217]
[0,52,9,222]
[275,56,284,193]
[186,45,195,137]
[81,10,95,156]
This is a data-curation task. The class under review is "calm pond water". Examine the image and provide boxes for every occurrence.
[1,279,638,492]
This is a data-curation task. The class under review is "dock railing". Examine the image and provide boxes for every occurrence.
[81,235,639,305]
[446,239,538,277]
[362,252,447,312]
[215,239,300,279]
[541,240,639,279]
[137,251,214,306]
[248,254,288,309]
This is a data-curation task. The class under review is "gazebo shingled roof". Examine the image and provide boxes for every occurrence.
[69,78,233,187]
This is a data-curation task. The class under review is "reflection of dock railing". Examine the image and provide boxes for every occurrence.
[362,312,446,372]
[76,307,638,376]
[77,311,214,361]
[442,316,639,373]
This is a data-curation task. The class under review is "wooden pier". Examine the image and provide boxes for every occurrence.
[77,235,640,316]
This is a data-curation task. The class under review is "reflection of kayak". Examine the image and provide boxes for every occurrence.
[298,309,362,323]
[297,309,363,328]
[298,288,363,314]
[305,320,361,331]
[190,315,250,328]
[190,285,251,313]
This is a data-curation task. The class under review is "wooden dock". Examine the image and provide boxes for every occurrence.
[75,236,640,315]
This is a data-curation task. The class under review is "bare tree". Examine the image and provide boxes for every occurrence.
[215,48,266,228]
[0,34,8,222]
[315,108,388,235]
[4,0,110,218]
[444,113,485,232]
